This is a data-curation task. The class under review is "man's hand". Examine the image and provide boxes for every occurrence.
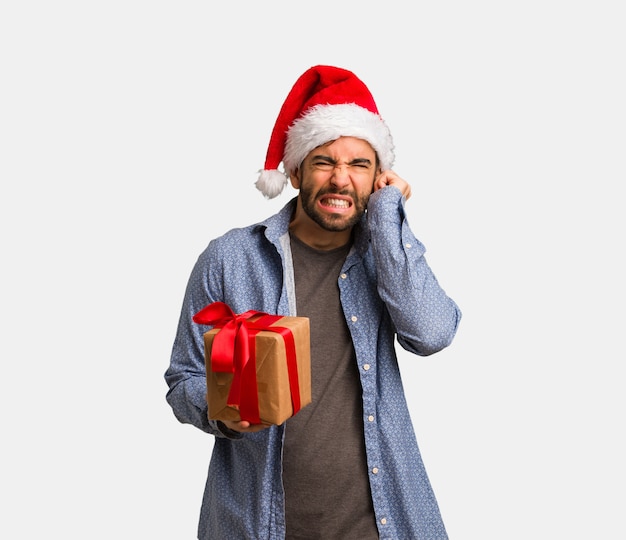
[373,170,411,200]
[220,419,272,433]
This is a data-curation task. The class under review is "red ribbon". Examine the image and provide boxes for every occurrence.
[193,301,302,424]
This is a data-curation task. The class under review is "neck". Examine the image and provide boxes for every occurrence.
[289,211,353,251]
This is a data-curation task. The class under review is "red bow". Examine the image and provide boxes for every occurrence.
[193,301,302,424]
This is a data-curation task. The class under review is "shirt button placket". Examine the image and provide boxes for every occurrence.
[350,308,386,529]
[371,464,387,530]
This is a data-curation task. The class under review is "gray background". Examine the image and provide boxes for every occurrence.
[2,1,624,538]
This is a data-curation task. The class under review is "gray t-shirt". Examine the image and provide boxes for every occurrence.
[282,234,379,539]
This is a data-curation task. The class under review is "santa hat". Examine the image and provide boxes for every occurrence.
[255,65,395,199]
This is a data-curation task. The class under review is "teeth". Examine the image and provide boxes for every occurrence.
[325,198,349,208]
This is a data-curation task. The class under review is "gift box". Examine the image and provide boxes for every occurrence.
[193,302,311,425]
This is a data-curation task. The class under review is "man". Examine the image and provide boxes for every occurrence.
[165,65,461,539]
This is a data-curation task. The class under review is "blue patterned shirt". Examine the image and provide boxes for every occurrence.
[165,186,461,539]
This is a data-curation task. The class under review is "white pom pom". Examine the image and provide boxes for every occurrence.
[255,169,288,199]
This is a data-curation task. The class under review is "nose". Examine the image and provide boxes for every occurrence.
[330,164,350,188]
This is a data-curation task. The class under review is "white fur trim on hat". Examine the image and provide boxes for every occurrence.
[283,103,395,176]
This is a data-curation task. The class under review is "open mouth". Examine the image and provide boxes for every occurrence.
[318,195,352,211]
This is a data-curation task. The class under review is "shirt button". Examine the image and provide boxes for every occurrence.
[380,518,387,525]
[372,467,379,474]
[405,243,412,248]
[368,415,374,422]
[363,364,370,371]
[340,273,347,279]
[351,315,357,322]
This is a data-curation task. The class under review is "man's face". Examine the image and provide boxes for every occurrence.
[291,137,378,233]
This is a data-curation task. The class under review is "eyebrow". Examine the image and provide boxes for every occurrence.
[310,155,373,166]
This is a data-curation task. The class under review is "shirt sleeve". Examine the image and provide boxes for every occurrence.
[164,243,236,437]
[366,186,462,356]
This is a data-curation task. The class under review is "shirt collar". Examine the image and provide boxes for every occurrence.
[259,196,370,258]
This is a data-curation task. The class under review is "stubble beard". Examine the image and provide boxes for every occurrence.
[299,184,370,232]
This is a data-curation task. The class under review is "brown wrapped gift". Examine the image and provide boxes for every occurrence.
[201,311,311,426]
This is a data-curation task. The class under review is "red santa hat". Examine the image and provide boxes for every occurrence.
[255,65,395,198]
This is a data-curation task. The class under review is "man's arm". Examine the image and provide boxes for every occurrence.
[164,245,244,438]
[367,175,462,356]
